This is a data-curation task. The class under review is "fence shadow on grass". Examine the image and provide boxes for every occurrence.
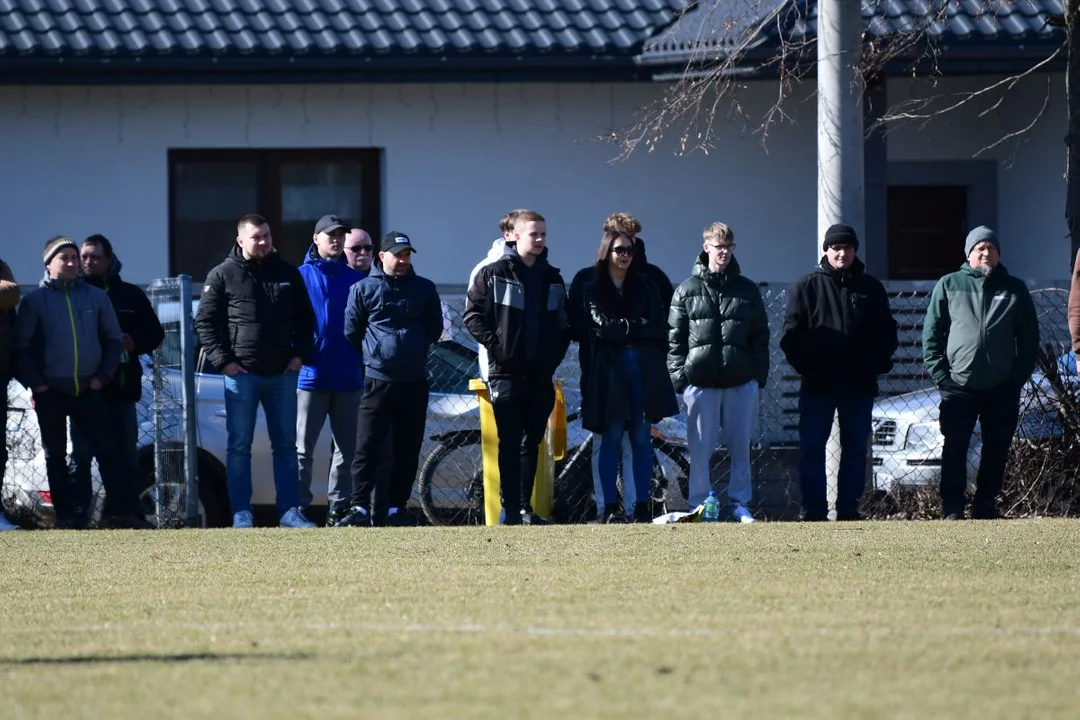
[2,651,315,666]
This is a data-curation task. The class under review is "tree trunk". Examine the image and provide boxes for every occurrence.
[1066,0,1080,263]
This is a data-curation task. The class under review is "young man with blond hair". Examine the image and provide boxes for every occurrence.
[668,222,769,522]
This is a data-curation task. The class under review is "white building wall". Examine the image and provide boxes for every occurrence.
[0,74,1066,286]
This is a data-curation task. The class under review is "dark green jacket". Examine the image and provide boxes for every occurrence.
[667,255,769,392]
[922,263,1039,390]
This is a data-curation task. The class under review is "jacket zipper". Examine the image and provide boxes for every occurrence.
[64,283,80,396]
[105,279,127,389]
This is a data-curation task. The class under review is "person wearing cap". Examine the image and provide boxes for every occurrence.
[194,214,317,529]
[780,224,898,522]
[69,234,164,526]
[12,236,148,529]
[0,256,21,530]
[464,210,571,525]
[295,215,368,526]
[339,232,443,527]
[923,226,1039,520]
[343,228,376,276]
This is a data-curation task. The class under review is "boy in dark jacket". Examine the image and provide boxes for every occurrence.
[780,224,898,521]
[668,222,769,522]
[14,236,145,529]
[69,235,164,524]
[340,232,442,527]
[464,211,571,525]
[0,257,20,530]
[923,226,1038,519]
[296,215,367,526]
[194,214,317,529]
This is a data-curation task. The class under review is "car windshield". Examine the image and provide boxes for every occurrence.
[427,342,480,394]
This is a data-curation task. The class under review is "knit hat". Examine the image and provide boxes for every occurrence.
[964,226,999,256]
[823,224,859,252]
[43,236,78,264]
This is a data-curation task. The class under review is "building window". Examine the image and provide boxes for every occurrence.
[168,149,382,280]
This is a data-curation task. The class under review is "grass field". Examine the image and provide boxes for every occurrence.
[2,520,1079,719]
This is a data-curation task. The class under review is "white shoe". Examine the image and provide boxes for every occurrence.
[0,512,20,531]
[232,510,254,528]
[732,505,756,524]
[280,507,316,529]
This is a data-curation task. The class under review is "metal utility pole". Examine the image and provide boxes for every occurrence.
[817,0,865,258]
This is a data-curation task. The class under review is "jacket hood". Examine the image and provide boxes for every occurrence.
[110,255,124,279]
[39,271,83,290]
[636,237,650,264]
[485,238,517,263]
[960,261,1009,279]
[304,243,348,267]
[507,246,556,273]
[693,253,741,281]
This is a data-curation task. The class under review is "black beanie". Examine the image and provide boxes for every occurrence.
[823,224,859,252]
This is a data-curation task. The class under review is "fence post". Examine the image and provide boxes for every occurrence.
[178,274,199,527]
[150,283,167,529]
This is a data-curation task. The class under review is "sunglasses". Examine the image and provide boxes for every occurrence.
[611,246,635,257]
[346,245,374,253]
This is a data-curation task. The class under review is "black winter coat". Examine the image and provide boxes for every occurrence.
[779,257,898,396]
[464,249,570,381]
[195,246,316,377]
[579,274,678,434]
[85,261,164,403]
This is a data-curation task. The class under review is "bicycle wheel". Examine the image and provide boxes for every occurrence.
[418,439,485,526]
[653,439,691,502]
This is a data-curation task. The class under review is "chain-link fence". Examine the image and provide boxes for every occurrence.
[420,283,1076,524]
[2,276,199,529]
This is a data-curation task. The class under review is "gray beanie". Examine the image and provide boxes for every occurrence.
[964,226,999,256]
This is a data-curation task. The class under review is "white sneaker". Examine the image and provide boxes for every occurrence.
[280,507,316,529]
[0,512,20,531]
[232,510,254,528]
[732,505,756,524]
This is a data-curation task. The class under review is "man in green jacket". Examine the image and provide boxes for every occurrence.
[922,226,1039,520]
[668,222,769,522]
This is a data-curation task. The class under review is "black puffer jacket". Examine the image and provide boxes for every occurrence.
[464,249,570,381]
[780,257,898,396]
[579,273,678,433]
[667,255,770,393]
[85,257,164,403]
[195,246,315,377]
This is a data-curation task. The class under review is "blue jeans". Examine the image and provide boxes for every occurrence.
[69,397,141,518]
[223,371,301,516]
[798,394,873,519]
[597,349,653,506]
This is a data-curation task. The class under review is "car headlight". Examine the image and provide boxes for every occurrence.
[905,422,943,453]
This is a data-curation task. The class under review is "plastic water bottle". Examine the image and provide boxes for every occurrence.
[702,491,720,523]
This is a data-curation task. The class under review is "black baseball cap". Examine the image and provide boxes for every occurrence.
[314,214,347,235]
[382,231,416,255]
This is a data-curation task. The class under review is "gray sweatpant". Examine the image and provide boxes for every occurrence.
[684,381,759,508]
[297,389,362,512]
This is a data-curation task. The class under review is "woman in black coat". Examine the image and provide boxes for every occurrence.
[581,230,679,522]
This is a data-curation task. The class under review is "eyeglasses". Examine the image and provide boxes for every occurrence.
[611,246,635,257]
[705,243,736,253]
[346,245,374,253]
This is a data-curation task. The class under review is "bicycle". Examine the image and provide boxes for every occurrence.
[417,409,690,525]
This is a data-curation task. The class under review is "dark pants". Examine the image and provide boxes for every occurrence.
[34,389,133,528]
[798,393,873,519]
[350,377,429,522]
[0,379,8,492]
[69,396,141,518]
[939,381,1020,516]
[489,378,556,518]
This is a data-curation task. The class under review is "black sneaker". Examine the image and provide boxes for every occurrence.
[325,508,346,528]
[521,511,549,526]
[338,506,371,527]
[504,511,523,526]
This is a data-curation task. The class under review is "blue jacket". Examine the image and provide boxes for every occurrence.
[344,264,443,383]
[297,246,367,392]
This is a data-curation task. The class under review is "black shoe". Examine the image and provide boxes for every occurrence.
[971,503,1002,520]
[521,511,549,526]
[385,511,414,527]
[632,502,653,524]
[326,508,347,528]
[604,504,628,524]
[504,510,523,526]
[338,507,371,527]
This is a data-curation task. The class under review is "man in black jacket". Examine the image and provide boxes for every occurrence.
[568,212,674,519]
[339,232,442,527]
[465,210,571,525]
[70,235,164,527]
[0,257,20,531]
[194,214,317,529]
[780,224,898,521]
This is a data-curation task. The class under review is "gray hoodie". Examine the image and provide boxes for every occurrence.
[13,274,123,396]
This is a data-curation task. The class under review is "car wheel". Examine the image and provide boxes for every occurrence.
[138,447,230,528]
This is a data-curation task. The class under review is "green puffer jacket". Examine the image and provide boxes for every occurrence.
[667,255,770,392]
[922,263,1039,390]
